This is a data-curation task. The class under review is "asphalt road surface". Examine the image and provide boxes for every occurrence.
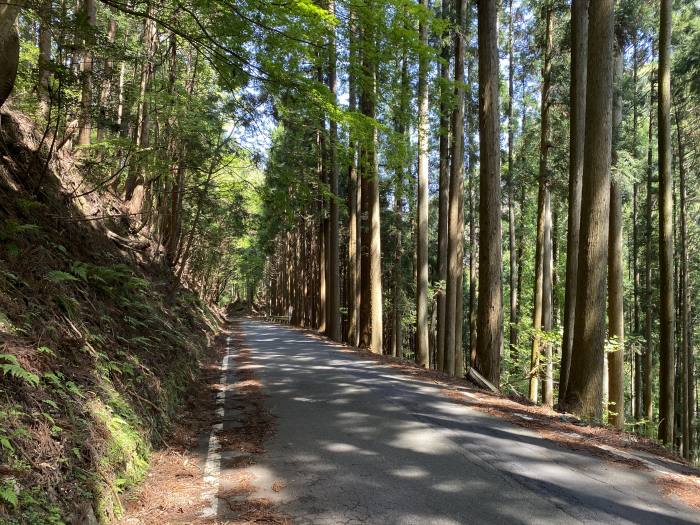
[224,319,700,525]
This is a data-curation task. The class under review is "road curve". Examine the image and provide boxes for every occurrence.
[235,319,698,525]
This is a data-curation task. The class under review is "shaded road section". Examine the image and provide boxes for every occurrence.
[237,319,698,525]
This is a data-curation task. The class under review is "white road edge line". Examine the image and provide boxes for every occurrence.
[200,335,232,518]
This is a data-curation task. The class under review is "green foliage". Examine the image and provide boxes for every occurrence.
[46,270,81,284]
[0,480,19,508]
[0,355,40,387]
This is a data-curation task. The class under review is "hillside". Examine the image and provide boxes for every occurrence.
[0,108,222,524]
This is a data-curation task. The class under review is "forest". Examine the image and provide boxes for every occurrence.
[0,0,700,521]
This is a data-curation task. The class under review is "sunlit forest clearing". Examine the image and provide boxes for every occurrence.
[0,0,700,523]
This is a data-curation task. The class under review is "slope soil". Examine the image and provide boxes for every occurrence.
[0,108,221,523]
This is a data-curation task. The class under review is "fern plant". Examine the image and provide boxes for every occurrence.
[0,354,39,387]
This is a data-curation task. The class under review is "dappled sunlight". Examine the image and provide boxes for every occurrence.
[236,320,700,525]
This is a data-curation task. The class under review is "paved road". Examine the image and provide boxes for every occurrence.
[232,320,699,525]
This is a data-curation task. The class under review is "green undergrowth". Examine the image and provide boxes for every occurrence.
[0,114,221,524]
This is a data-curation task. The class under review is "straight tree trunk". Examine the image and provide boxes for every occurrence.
[657,0,675,446]
[347,16,360,347]
[530,5,553,404]
[97,17,117,141]
[475,0,503,386]
[562,0,614,419]
[608,37,625,430]
[559,0,588,404]
[359,7,382,354]
[445,0,465,376]
[632,36,643,420]
[436,0,452,372]
[542,190,554,407]
[327,0,341,341]
[675,104,690,458]
[38,2,52,120]
[507,0,518,357]
[643,52,655,425]
[77,0,96,145]
[415,0,430,367]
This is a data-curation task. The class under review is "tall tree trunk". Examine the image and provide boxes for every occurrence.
[559,0,588,404]
[38,2,53,120]
[643,50,655,425]
[507,0,518,357]
[124,9,156,212]
[327,0,341,341]
[562,0,613,419]
[359,7,382,354]
[657,0,675,446]
[0,0,23,109]
[632,36,643,420]
[675,104,690,458]
[97,17,117,141]
[415,0,430,368]
[445,0,465,376]
[77,0,96,146]
[392,50,409,358]
[542,190,554,407]
[436,0,452,372]
[347,15,360,347]
[475,0,502,386]
[608,36,624,430]
[530,5,553,404]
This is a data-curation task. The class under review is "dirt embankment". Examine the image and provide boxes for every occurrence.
[0,109,221,524]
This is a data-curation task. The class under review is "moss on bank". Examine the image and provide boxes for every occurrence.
[0,110,221,524]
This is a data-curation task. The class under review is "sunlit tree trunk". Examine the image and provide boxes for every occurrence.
[436,0,451,372]
[38,2,52,120]
[415,0,430,368]
[530,4,553,404]
[643,49,655,425]
[607,36,624,430]
[562,0,613,419]
[359,5,382,353]
[78,0,96,145]
[347,15,360,347]
[327,0,340,341]
[445,0,465,376]
[475,0,502,386]
[0,0,22,109]
[675,103,692,458]
[657,0,675,446]
[631,36,643,421]
[559,0,588,404]
[507,0,518,358]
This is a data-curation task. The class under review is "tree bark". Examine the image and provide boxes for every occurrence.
[607,37,624,430]
[643,50,655,425]
[38,2,52,120]
[77,0,97,146]
[559,0,588,405]
[631,36,642,420]
[347,15,360,347]
[475,0,503,386]
[657,0,675,446]
[562,0,613,419]
[359,6,382,354]
[675,104,690,457]
[415,0,430,368]
[436,0,452,372]
[507,0,518,358]
[97,17,117,141]
[327,0,341,341]
[445,0,465,377]
[530,5,553,404]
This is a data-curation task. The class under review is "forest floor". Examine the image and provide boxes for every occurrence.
[118,318,700,525]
